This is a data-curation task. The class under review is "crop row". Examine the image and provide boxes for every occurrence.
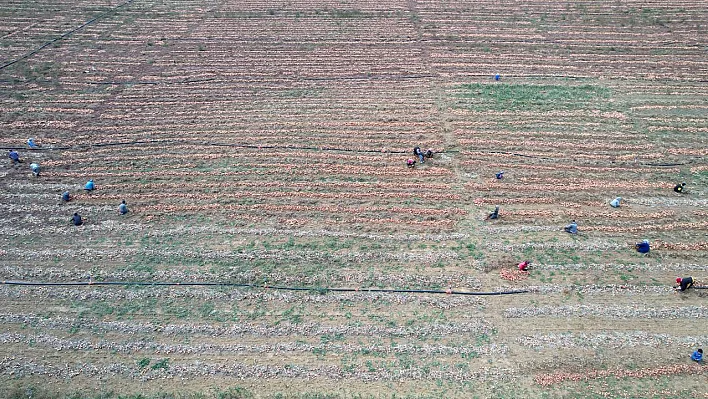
[45,165,453,178]
[0,355,516,383]
[517,332,708,350]
[0,332,505,357]
[504,305,707,319]
[0,313,491,339]
[0,223,469,242]
[535,364,705,387]
[0,264,478,288]
[0,289,485,312]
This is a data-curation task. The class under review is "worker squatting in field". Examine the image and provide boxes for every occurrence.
[676,277,694,291]
[635,240,650,254]
[8,150,21,164]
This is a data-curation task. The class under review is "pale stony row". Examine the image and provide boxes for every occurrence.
[0,221,145,237]
[486,241,627,251]
[2,247,462,266]
[523,284,677,296]
[517,332,708,349]
[537,263,708,272]
[0,313,491,338]
[1,265,481,289]
[145,226,470,242]
[0,356,518,382]
[505,305,707,319]
[483,225,568,233]
[0,286,484,309]
[629,198,708,207]
[0,220,468,243]
[0,332,507,356]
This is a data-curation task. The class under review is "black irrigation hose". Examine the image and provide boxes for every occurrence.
[0,280,529,296]
[641,162,693,167]
[0,0,136,71]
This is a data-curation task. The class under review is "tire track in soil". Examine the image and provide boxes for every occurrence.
[407,0,469,222]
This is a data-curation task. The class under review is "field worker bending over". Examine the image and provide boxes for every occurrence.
[486,206,500,220]
[413,146,424,164]
[676,276,694,291]
[27,138,38,149]
[495,171,504,180]
[564,220,578,234]
[72,213,83,226]
[518,261,530,272]
[84,179,95,192]
[425,149,434,159]
[119,200,129,215]
[407,158,416,168]
[8,150,20,164]
[610,197,622,208]
[61,191,71,202]
[674,182,686,193]
[635,239,650,254]
[691,349,703,364]
[30,163,40,177]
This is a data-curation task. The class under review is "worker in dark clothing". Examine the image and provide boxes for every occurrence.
[424,149,434,159]
[72,213,83,226]
[486,206,500,220]
[413,147,424,164]
[674,182,686,193]
[676,277,694,291]
[635,240,650,254]
[8,150,20,164]
[495,171,505,180]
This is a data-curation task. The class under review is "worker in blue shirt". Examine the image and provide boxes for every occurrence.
[691,348,702,363]
[564,220,578,234]
[118,200,129,215]
[8,150,20,164]
[635,240,650,254]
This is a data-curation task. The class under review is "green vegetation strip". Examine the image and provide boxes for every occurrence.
[455,83,611,110]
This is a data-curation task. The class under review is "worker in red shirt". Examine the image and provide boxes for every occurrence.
[518,261,531,272]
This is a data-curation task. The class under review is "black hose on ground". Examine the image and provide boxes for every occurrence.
[0,280,529,296]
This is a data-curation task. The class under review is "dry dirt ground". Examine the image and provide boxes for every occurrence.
[0,0,707,398]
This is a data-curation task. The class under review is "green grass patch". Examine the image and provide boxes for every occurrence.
[455,83,611,111]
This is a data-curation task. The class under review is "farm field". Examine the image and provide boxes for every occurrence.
[1,0,707,398]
